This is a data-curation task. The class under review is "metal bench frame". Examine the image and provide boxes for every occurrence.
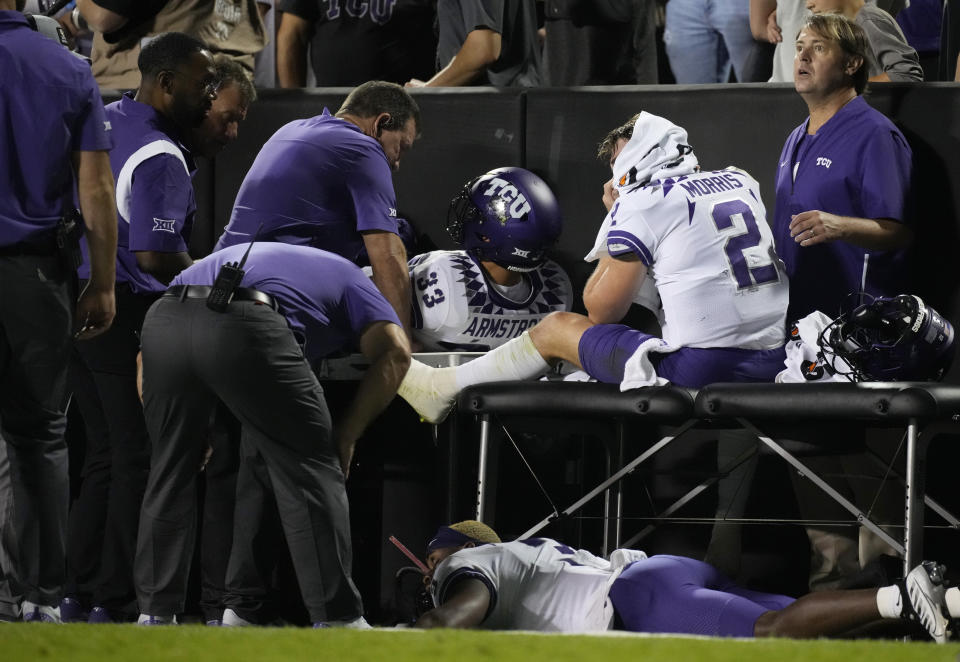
[456,381,960,574]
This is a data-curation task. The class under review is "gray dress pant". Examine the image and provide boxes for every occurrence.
[0,253,73,608]
[134,297,362,622]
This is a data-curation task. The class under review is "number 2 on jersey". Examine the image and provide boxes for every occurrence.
[711,199,780,290]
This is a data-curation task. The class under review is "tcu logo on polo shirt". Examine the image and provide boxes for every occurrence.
[815,157,832,169]
[482,177,531,223]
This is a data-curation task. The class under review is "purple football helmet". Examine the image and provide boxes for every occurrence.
[819,294,955,381]
[446,167,562,272]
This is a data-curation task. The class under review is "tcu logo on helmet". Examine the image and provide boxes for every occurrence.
[482,177,532,222]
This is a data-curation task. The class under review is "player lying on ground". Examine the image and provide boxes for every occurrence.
[414,521,957,642]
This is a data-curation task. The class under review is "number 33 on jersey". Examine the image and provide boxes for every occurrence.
[408,250,574,351]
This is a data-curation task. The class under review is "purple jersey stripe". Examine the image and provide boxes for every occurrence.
[607,230,653,266]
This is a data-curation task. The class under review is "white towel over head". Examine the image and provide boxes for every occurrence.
[612,112,699,194]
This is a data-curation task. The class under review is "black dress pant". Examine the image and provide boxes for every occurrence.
[0,253,73,607]
[198,404,241,623]
[68,284,156,614]
[135,297,362,622]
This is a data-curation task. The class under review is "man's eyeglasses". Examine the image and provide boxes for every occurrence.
[169,70,220,97]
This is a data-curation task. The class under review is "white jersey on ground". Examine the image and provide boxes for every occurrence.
[585,168,788,350]
[777,311,855,383]
[430,538,646,632]
[408,250,574,351]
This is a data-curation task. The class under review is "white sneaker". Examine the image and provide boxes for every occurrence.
[905,561,949,643]
[221,607,253,627]
[137,613,178,625]
[945,586,960,619]
[397,360,458,424]
[313,615,371,629]
[21,601,61,623]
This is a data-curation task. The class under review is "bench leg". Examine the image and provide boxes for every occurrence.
[475,414,493,522]
[904,418,926,575]
[602,424,625,556]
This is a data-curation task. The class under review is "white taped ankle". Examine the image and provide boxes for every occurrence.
[876,584,904,619]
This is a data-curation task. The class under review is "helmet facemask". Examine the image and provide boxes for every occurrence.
[819,294,955,382]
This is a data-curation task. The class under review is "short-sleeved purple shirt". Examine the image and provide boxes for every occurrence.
[79,94,196,294]
[214,108,399,263]
[773,96,913,320]
[173,242,401,361]
[0,11,112,247]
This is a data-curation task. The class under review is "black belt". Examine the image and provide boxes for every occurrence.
[0,235,58,257]
[163,285,278,311]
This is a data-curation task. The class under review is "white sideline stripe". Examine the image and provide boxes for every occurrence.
[116,140,189,223]
[352,628,757,640]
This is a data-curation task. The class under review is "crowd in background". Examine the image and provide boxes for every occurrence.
[28,0,960,89]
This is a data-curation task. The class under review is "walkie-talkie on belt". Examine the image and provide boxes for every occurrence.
[206,225,261,312]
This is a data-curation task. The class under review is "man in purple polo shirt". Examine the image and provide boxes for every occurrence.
[134,242,410,626]
[180,54,259,628]
[215,80,420,335]
[772,13,914,590]
[774,13,913,323]
[66,32,217,623]
[64,52,256,626]
[0,0,117,623]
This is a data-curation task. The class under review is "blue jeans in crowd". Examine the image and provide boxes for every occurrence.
[664,0,755,83]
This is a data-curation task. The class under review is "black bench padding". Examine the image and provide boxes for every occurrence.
[458,381,696,422]
[695,382,960,423]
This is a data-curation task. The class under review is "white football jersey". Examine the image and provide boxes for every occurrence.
[777,311,855,383]
[409,251,573,351]
[430,538,646,632]
[586,168,788,350]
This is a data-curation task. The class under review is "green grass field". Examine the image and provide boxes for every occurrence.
[1,626,956,662]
